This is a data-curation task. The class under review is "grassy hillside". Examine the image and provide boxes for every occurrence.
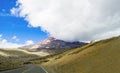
[41,36,120,73]
[0,49,40,71]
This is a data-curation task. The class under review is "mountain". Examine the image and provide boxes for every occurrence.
[20,37,87,53]
[40,36,120,73]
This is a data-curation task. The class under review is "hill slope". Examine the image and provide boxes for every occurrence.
[0,49,42,71]
[42,36,120,73]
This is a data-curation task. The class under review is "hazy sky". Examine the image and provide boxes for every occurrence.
[0,0,120,48]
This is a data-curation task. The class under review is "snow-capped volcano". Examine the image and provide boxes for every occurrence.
[20,37,87,53]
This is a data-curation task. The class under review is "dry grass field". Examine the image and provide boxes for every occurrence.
[0,49,40,71]
[41,36,120,73]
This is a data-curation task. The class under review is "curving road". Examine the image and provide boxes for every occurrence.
[0,64,48,73]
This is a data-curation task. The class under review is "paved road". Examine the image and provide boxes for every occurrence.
[0,64,48,73]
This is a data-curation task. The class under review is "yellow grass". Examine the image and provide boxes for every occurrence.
[42,36,120,73]
[0,48,39,71]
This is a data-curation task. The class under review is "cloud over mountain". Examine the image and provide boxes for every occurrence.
[11,0,120,41]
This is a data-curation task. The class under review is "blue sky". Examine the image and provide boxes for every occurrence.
[0,0,48,45]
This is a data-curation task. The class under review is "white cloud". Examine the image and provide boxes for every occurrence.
[0,34,2,38]
[0,39,35,48]
[0,34,3,41]
[1,39,7,43]
[12,36,17,39]
[11,0,120,41]
[0,35,34,48]
[25,40,34,45]
[0,39,23,48]
[12,36,19,41]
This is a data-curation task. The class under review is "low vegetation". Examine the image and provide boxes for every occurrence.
[40,36,120,73]
[0,49,39,71]
[0,48,65,72]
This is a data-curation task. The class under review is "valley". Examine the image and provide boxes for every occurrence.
[0,37,86,72]
[0,36,120,73]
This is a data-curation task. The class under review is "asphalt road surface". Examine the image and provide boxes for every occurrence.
[0,64,48,73]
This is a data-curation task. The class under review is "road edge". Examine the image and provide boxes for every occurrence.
[40,66,49,73]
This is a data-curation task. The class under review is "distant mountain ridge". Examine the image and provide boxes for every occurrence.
[20,37,87,53]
